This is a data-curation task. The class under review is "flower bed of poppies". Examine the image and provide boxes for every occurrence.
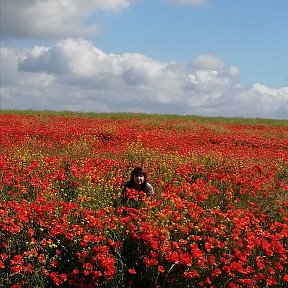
[1,112,288,287]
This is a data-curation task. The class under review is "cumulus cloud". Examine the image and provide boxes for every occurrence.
[233,84,288,119]
[0,0,131,38]
[1,38,288,118]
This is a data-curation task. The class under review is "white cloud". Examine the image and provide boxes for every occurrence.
[1,38,288,119]
[192,54,225,71]
[233,83,288,118]
[230,65,240,77]
[0,0,131,38]
[173,0,207,6]
[18,38,178,90]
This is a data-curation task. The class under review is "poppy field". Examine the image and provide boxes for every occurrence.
[1,112,288,288]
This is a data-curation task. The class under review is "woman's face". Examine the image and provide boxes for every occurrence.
[133,173,145,185]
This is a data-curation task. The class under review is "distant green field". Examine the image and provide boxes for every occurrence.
[1,109,288,126]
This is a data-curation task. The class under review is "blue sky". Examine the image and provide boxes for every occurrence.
[1,0,288,118]
[93,0,288,87]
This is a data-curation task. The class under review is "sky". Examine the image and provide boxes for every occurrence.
[1,0,288,119]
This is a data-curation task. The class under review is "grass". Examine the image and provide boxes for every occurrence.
[1,109,288,126]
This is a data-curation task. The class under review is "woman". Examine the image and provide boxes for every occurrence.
[121,167,154,202]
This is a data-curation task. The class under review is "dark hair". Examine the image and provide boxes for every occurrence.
[129,166,148,192]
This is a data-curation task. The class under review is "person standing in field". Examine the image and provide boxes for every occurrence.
[121,166,154,202]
